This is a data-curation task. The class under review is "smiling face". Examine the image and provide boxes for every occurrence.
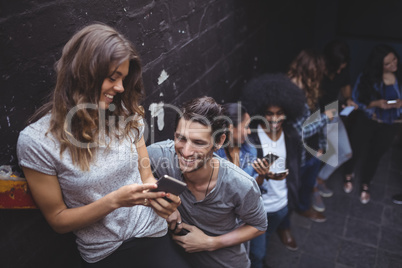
[174,118,217,173]
[264,106,285,133]
[383,52,398,74]
[99,59,129,109]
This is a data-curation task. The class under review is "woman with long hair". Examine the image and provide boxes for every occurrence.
[288,49,334,222]
[216,103,256,170]
[17,23,189,267]
[350,44,402,204]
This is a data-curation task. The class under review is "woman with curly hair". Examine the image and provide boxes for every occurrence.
[287,49,334,222]
[350,44,402,204]
[241,73,305,267]
[17,23,189,267]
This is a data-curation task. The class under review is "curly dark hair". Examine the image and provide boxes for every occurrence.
[241,73,306,126]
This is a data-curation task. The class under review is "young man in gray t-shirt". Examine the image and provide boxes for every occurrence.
[147,97,267,268]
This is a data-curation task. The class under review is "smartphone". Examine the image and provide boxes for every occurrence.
[176,228,189,236]
[272,169,289,176]
[150,175,187,202]
[263,152,279,165]
[387,100,397,104]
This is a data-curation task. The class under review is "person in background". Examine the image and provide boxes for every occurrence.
[215,103,270,254]
[16,23,189,268]
[288,49,334,222]
[351,44,402,204]
[147,96,267,268]
[216,103,271,186]
[216,103,254,173]
[242,73,305,267]
[312,40,356,212]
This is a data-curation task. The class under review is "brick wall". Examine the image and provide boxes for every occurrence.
[0,0,317,267]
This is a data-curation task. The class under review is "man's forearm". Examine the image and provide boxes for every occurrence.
[209,224,265,251]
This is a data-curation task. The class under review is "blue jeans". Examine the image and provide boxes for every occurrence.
[299,157,321,211]
[318,117,352,180]
[249,205,288,268]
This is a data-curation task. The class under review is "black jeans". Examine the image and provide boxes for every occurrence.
[344,113,397,187]
[82,234,190,268]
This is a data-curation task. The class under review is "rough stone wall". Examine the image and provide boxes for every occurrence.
[0,0,277,168]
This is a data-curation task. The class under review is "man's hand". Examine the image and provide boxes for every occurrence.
[171,223,215,253]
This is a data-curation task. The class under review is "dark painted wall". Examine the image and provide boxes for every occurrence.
[6,0,402,267]
[0,1,317,267]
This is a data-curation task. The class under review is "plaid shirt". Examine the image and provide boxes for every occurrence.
[292,104,328,166]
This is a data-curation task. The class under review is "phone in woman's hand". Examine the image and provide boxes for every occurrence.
[150,175,187,202]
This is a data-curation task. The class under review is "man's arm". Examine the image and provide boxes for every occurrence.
[171,223,264,253]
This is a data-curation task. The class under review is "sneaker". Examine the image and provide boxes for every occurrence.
[298,208,327,223]
[312,191,325,212]
[317,183,333,197]
[360,184,370,204]
[392,194,402,204]
[343,174,354,193]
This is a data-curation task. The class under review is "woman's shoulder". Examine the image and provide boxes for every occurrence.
[20,113,52,139]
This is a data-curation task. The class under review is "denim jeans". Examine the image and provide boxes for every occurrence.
[249,205,288,268]
[318,116,352,180]
[299,157,321,212]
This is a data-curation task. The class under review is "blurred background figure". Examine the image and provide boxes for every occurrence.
[350,44,402,204]
[312,40,355,212]
[288,49,333,222]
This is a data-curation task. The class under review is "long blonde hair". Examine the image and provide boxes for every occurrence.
[288,49,325,110]
[31,23,145,170]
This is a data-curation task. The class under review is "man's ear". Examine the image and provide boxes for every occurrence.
[214,133,226,151]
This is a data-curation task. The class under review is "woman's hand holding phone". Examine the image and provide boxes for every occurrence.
[148,192,181,219]
[148,175,187,219]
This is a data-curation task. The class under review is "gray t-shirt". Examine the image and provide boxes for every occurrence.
[147,140,267,268]
[17,114,167,263]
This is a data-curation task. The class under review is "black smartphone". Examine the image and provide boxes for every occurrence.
[176,228,189,236]
[150,175,187,202]
[263,152,279,165]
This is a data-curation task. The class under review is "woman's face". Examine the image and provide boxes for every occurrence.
[232,113,251,146]
[264,106,285,133]
[99,59,129,109]
[383,52,398,73]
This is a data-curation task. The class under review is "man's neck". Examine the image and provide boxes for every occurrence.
[183,158,215,185]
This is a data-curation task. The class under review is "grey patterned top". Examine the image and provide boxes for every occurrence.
[17,113,167,263]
